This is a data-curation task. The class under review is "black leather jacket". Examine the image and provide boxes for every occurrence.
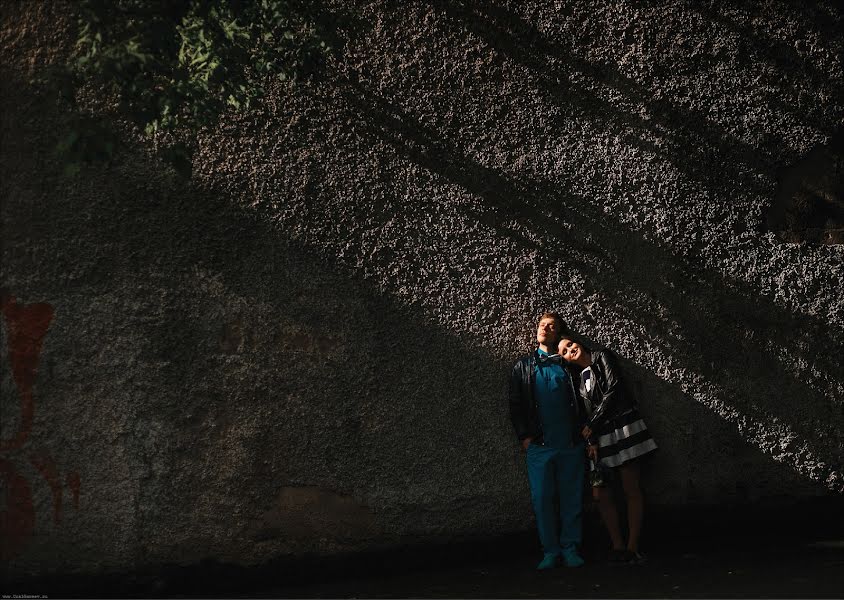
[577,349,637,436]
[508,350,587,447]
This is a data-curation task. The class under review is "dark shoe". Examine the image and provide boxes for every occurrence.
[536,553,560,570]
[608,548,628,564]
[561,547,585,568]
[624,550,647,565]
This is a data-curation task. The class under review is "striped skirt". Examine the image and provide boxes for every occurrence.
[595,408,658,468]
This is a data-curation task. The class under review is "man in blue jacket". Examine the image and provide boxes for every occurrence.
[509,312,586,570]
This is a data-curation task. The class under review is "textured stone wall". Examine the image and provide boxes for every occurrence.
[1,0,842,576]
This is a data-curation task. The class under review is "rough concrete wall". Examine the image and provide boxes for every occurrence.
[1,0,842,576]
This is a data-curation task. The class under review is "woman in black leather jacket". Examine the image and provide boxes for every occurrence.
[558,336,657,565]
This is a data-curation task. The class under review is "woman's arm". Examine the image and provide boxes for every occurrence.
[569,365,597,445]
[587,351,621,430]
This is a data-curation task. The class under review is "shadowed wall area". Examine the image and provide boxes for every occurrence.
[1,0,843,576]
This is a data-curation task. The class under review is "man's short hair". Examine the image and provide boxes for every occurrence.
[538,311,567,333]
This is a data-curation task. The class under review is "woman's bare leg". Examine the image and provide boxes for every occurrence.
[593,486,624,550]
[620,461,644,552]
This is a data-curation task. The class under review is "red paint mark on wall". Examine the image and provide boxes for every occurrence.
[0,292,79,560]
[0,458,35,561]
[1,292,53,452]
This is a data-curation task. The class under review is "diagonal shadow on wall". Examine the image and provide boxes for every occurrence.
[424,1,789,223]
[2,3,842,573]
[691,0,842,102]
[333,75,843,491]
[2,63,838,573]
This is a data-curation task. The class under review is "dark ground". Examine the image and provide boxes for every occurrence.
[5,498,844,599]
[265,538,844,599]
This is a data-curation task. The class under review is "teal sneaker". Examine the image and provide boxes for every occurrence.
[536,553,560,570]
[561,547,585,568]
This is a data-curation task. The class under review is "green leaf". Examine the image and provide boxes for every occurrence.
[56,130,80,153]
[63,162,82,177]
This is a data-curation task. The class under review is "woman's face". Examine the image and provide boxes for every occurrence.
[558,338,586,364]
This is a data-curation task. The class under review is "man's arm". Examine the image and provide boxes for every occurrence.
[508,360,532,449]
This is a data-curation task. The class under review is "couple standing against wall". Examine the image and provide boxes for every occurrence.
[509,312,658,570]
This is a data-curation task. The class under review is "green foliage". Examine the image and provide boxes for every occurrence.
[53,0,329,176]
[55,115,122,176]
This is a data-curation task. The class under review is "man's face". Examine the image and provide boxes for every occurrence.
[536,317,559,347]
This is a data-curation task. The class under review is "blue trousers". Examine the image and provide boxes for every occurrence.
[526,442,585,555]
